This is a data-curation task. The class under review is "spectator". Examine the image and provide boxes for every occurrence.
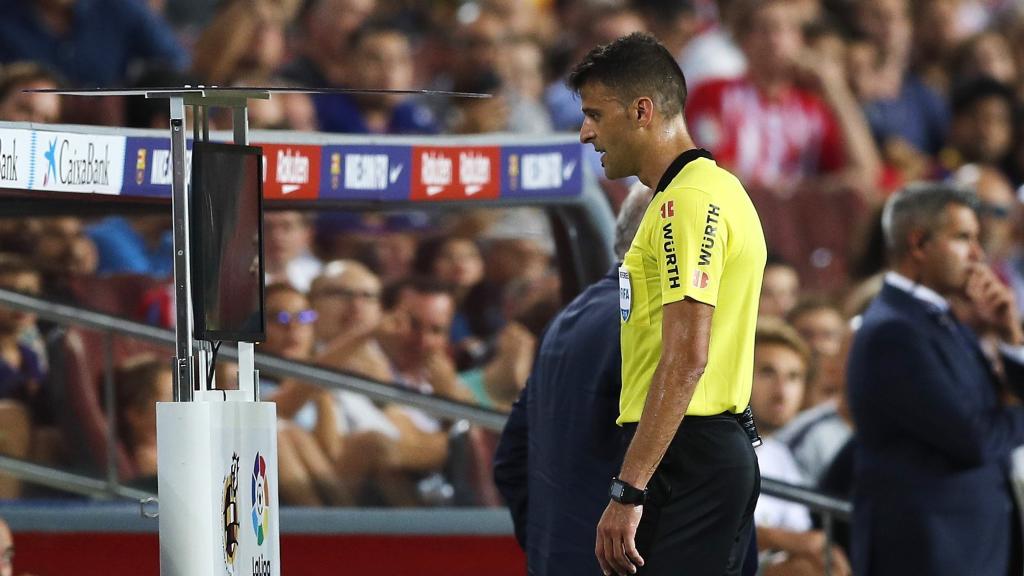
[264,211,322,293]
[413,236,486,364]
[257,283,350,506]
[0,516,36,576]
[113,355,172,491]
[86,215,173,278]
[500,36,553,134]
[278,0,377,88]
[0,62,60,123]
[787,297,845,358]
[949,164,1018,269]
[952,30,1018,88]
[378,277,473,404]
[750,319,852,576]
[0,257,46,417]
[448,69,509,135]
[459,322,536,412]
[759,255,800,319]
[31,218,99,302]
[314,22,438,135]
[679,0,748,88]
[543,5,645,132]
[775,326,855,482]
[854,0,949,157]
[910,0,970,94]
[686,0,880,196]
[635,0,701,72]
[0,398,30,500]
[232,76,317,132]
[190,0,296,85]
[941,76,1015,171]
[0,0,188,87]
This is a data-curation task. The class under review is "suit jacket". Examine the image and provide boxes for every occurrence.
[493,268,623,576]
[847,283,1024,576]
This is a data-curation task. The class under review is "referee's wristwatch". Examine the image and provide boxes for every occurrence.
[609,477,647,505]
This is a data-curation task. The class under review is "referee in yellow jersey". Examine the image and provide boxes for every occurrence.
[570,33,766,576]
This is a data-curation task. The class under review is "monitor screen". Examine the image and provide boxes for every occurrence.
[190,142,265,342]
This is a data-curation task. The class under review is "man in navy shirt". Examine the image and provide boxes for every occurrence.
[493,184,651,575]
[0,0,187,87]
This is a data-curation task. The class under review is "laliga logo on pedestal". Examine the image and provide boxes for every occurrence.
[251,452,269,546]
[250,452,273,576]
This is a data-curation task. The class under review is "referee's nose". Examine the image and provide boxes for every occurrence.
[580,116,596,145]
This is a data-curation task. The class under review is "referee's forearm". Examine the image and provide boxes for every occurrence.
[617,361,703,489]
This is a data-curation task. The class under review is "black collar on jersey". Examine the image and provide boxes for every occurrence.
[654,148,714,194]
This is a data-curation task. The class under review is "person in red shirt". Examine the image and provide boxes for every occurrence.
[685,0,881,290]
[686,0,879,197]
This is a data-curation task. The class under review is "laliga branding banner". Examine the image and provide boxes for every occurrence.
[122,136,193,197]
[0,129,32,191]
[30,131,125,194]
[501,143,583,198]
[411,146,500,201]
[0,127,590,201]
[157,402,280,576]
[320,144,411,201]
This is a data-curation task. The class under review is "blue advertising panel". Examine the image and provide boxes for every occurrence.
[501,143,583,199]
[319,145,412,201]
[122,136,192,197]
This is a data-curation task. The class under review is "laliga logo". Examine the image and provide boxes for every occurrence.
[222,453,241,573]
[251,452,270,546]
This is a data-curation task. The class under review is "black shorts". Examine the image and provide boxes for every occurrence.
[622,413,760,576]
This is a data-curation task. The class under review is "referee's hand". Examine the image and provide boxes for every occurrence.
[596,501,645,575]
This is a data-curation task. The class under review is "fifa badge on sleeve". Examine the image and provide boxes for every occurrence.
[619,266,631,322]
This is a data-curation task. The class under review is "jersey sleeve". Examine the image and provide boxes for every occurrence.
[655,187,728,307]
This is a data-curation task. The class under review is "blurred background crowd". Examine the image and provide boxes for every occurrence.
[1,0,1024,568]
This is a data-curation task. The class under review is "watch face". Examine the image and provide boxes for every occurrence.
[611,483,624,499]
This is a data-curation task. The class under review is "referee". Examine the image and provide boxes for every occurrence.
[570,33,766,576]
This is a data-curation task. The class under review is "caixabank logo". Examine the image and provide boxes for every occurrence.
[251,452,269,546]
[221,453,241,575]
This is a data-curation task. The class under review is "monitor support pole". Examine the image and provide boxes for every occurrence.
[162,88,269,402]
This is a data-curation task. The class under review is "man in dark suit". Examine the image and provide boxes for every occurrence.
[848,182,1024,576]
[492,184,652,575]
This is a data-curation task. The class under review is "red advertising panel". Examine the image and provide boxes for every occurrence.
[411,146,500,201]
[261,143,321,200]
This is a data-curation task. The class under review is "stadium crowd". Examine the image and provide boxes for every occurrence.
[2,0,1024,571]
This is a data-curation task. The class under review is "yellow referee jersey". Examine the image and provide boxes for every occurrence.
[617,149,766,425]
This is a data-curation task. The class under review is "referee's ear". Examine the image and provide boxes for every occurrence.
[634,96,654,128]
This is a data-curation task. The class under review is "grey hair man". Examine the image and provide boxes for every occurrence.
[850,181,1024,576]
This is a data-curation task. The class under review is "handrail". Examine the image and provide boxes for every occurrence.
[0,288,855,524]
[0,454,154,501]
[761,477,852,520]
[0,287,509,430]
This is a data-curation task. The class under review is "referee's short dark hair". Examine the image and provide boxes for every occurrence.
[881,182,979,262]
[568,32,688,117]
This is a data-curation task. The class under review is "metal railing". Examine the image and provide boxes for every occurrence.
[0,287,509,429]
[762,477,852,576]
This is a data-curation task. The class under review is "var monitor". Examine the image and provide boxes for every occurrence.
[190,142,265,342]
